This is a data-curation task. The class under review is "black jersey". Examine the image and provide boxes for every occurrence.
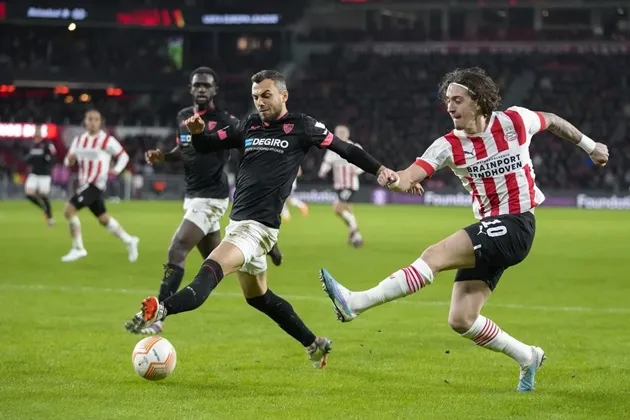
[191,112,383,228]
[27,140,56,175]
[176,105,238,199]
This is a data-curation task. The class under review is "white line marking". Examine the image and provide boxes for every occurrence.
[1,283,628,314]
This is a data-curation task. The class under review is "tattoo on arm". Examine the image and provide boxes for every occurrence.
[540,112,583,145]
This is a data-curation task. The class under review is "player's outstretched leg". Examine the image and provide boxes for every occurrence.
[320,229,475,320]
[125,241,243,332]
[61,202,87,262]
[97,213,139,262]
[238,269,331,369]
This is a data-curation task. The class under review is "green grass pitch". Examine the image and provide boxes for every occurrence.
[1,201,629,419]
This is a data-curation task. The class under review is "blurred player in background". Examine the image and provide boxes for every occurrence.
[280,165,309,221]
[126,70,400,368]
[62,109,139,263]
[318,124,364,247]
[141,67,283,335]
[320,67,609,391]
[24,125,56,226]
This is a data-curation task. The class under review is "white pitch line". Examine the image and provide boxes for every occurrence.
[1,283,629,314]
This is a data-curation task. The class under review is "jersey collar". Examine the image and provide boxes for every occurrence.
[194,102,216,116]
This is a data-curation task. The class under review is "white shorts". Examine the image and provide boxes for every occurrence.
[223,219,279,275]
[183,197,229,235]
[25,174,52,195]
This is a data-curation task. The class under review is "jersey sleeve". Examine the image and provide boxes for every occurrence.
[414,138,452,177]
[302,115,336,149]
[105,136,125,158]
[191,117,246,154]
[505,106,547,135]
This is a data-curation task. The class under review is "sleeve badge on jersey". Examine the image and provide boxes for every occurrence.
[283,124,294,134]
[207,121,217,131]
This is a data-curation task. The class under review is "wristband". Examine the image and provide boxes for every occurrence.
[577,135,596,154]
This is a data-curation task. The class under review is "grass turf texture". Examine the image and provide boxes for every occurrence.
[1,201,629,419]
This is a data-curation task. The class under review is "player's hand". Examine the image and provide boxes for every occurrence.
[185,114,205,135]
[109,168,119,176]
[65,153,76,166]
[145,149,164,165]
[589,142,609,167]
[377,167,399,187]
[407,182,424,195]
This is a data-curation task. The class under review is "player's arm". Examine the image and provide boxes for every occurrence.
[304,116,386,176]
[106,137,130,175]
[326,138,385,176]
[537,111,608,166]
[187,114,243,154]
[386,137,451,193]
[318,150,333,178]
[64,137,78,166]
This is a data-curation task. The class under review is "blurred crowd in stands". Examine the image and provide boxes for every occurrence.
[1,25,629,194]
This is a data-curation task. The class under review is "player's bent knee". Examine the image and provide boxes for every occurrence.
[97,214,109,226]
[447,311,477,333]
[238,271,267,299]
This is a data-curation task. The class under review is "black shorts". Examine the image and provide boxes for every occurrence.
[69,184,107,217]
[455,211,536,291]
[335,189,355,203]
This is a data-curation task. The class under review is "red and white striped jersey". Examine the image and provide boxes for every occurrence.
[415,106,546,219]
[66,130,128,191]
[319,140,364,191]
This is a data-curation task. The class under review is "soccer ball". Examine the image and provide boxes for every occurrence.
[131,336,177,381]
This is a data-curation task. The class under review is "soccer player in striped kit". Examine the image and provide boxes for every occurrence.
[320,67,609,391]
[61,109,139,263]
[318,125,365,247]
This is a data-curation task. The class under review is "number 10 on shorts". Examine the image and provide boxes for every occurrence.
[479,219,507,237]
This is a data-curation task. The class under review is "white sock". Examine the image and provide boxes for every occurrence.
[349,258,434,314]
[281,204,290,218]
[461,315,533,367]
[340,210,358,231]
[106,217,133,244]
[68,215,84,250]
[289,196,306,208]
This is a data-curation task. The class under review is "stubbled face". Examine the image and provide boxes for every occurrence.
[445,84,479,131]
[190,73,217,106]
[334,125,350,141]
[251,79,288,122]
[84,111,102,133]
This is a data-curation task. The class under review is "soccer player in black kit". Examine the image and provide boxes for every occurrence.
[125,70,400,368]
[24,125,56,226]
[138,67,282,335]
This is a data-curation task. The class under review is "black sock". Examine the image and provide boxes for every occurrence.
[158,263,185,302]
[26,195,43,210]
[162,259,223,316]
[246,289,316,347]
[41,197,52,218]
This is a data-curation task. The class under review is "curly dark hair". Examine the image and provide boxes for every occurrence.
[438,67,501,117]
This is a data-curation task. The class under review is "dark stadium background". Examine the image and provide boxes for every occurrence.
[1,0,628,208]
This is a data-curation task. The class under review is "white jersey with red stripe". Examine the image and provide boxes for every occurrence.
[319,140,364,191]
[67,130,125,191]
[415,106,546,219]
